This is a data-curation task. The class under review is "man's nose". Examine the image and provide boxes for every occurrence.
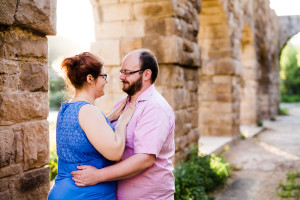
[120,73,126,80]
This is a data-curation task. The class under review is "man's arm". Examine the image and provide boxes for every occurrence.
[71,153,155,186]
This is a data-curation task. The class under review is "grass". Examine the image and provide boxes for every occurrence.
[277,171,300,200]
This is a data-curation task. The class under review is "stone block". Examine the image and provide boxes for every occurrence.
[145,17,178,36]
[0,74,19,92]
[143,35,181,64]
[187,128,199,144]
[213,75,232,84]
[23,120,49,170]
[2,27,48,60]
[20,62,48,92]
[190,108,198,128]
[186,80,197,92]
[91,40,120,65]
[212,102,232,113]
[120,38,143,59]
[0,178,9,192]
[121,0,168,2]
[0,163,22,179]
[211,126,233,136]
[0,190,10,200]
[15,0,57,35]
[177,136,188,151]
[0,92,48,125]
[101,4,133,22]
[0,129,15,168]
[14,130,23,164]
[123,20,145,38]
[9,166,50,200]
[0,60,19,74]
[95,22,123,39]
[174,110,185,136]
[0,0,18,25]
[133,1,174,19]
[213,83,232,93]
[215,93,233,102]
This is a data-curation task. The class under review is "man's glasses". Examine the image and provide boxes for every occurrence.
[119,69,145,76]
[99,74,107,81]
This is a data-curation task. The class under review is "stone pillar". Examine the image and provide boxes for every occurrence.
[91,0,201,162]
[0,0,56,199]
[240,25,258,125]
[198,0,241,138]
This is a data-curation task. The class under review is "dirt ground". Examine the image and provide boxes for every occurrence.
[213,103,300,200]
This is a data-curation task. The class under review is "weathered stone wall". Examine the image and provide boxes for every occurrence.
[91,0,201,161]
[198,0,280,137]
[0,0,56,199]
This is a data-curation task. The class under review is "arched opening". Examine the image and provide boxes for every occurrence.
[239,25,258,125]
[198,0,233,137]
[279,32,300,104]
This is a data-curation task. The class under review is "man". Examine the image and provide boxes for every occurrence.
[71,49,175,199]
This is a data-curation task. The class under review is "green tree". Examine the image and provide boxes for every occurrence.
[280,42,300,102]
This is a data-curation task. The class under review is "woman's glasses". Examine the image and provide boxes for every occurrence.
[99,74,107,81]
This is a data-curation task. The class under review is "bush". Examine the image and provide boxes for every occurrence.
[280,94,300,103]
[278,107,289,115]
[256,121,263,127]
[174,146,231,200]
[48,148,58,181]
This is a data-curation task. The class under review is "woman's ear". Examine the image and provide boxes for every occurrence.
[86,74,94,84]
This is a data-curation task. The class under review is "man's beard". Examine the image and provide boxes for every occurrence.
[122,75,143,96]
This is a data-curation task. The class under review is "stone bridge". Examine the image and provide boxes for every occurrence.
[279,15,300,48]
[1,0,300,199]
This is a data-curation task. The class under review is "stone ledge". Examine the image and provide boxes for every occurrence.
[198,136,233,155]
[240,124,265,138]
[199,124,266,155]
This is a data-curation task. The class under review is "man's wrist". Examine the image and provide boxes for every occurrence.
[96,168,105,183]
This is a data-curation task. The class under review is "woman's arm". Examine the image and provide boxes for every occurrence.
[78,103,135,161]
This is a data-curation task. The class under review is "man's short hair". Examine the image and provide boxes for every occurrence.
[139,49,159,84]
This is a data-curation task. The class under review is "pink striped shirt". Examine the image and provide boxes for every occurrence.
[112,85,175,200]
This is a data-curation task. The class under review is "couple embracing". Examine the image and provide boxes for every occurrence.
[48,49,175,200]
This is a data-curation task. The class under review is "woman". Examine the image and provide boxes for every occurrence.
[48,52,135,200]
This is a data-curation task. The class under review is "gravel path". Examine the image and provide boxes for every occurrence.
[214,103,300,200]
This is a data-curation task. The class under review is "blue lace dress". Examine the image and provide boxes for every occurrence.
[48,101,116,200]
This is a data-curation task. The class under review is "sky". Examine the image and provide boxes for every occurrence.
[55,0,300,49]
[56,0,94,51]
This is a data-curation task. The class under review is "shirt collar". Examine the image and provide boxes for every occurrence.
[135,84,155,103]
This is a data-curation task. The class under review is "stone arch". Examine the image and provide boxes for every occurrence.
[198,0,239,137]
[239,25,258,125]
[279,15,300,49]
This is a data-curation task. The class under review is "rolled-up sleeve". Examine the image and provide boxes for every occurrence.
[134,106,170,157]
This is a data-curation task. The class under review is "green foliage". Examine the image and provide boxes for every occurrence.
[280,94,300,103]
[48,147,58,181]
[278,107,289,115]
[280,42,300,102]
[277,171,300,200]
[270,116,276,121]
[174,146,231,200]
[49,77,68,109]
[256,121,263,127]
